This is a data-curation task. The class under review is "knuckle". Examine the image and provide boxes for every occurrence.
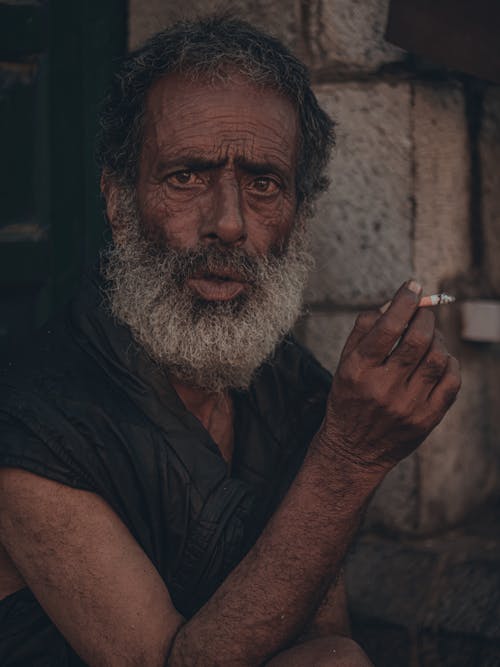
[401,410,421,431]
[355,310,379,332]
[378,320,404,340]
[406,327,433,350]
[443,388,459,407]
[371,383,392,408]
[444,356,462,386]
[337,357,360,385]
[449,371,462,393]
[423,353,448,378]
[398,335,430,360]
[396,339,422,360]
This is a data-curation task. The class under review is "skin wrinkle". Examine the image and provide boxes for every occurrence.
[136,74,298,255]
[0,20,461,667]
[95,18,336,211]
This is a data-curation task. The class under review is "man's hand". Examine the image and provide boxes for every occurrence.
[0,283,461,667]
[319,280,461,473]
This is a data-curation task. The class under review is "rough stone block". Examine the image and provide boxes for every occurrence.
[128,0,302,53]
[352,618,412,667]
[486,350,500,466]
[303,0,404,72]
[418,632,500,667]
[346,539,437,626]
[413,83,471,294]
[306,82,412,307]
[422,559,500,640]
[363,454,419,533]
[417,348,498,533]
[481,86,500,294]
[296,310,357,372]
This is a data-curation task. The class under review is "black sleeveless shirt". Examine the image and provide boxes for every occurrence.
[0,274,331,666]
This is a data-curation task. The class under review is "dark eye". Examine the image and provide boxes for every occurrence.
[251,177,280,194]
[167,170,198,186]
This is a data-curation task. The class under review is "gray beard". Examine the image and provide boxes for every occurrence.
[101,187,313,392]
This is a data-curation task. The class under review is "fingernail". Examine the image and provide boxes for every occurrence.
[407,280,422,295]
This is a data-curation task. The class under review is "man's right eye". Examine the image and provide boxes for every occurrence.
[167,170,199,186]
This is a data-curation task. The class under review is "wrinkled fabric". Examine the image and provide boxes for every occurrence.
[0,272,331,666]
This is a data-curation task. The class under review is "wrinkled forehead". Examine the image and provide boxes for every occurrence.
[140,70,299,169]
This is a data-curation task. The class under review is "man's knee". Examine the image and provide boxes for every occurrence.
[265,636,373,666]
[306,636,373,666]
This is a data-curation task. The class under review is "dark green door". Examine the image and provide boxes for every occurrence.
[0,0,125,356]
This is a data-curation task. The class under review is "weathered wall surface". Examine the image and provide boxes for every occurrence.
[128,0,500,536]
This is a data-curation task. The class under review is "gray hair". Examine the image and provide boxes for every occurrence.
[96,14,335,212]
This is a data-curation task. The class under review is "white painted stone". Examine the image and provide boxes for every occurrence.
[128,0,302,53]
[306,82,412,307]
[417,351,497,533]
[481,86,500,294]
[461,301,500,343]
[304,0,404,71]
[413,83,471,294]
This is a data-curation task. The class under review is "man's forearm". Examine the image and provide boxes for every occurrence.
[167,438,382,667]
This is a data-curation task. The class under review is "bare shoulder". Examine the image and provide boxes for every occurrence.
[0,468,184,667]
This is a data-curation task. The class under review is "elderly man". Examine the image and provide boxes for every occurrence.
[0,16,460,667]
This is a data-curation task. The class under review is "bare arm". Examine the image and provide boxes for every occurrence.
[0,440,370,667]
[0,281,460,667]
[297,572,352,641]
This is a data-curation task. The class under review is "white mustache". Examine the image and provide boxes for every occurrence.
[101,186,313,391]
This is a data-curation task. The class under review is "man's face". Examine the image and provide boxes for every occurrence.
[103,72,312,392]
[135,72,299,303]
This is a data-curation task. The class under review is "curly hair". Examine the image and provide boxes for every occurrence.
[96,14,335,213]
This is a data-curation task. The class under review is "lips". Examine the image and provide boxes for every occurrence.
[187,270,249,301]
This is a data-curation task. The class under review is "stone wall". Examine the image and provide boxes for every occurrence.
[128,0,500,539]
[128,2,500,664]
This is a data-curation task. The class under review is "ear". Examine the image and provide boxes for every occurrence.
[100,172,122,239]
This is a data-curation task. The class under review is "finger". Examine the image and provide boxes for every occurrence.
[339,310,380,362]
[406,328,449,397]
[386,308,435,377]
[428,355,461,408]
[357,280,423,364]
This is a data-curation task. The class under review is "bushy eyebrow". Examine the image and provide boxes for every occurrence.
[234,157,289,183]
[156,154,291,183]
[156,155,224,173]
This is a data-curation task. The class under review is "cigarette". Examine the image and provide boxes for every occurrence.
[380,293,455,314]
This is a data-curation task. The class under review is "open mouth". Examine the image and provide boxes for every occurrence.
[187,271,250,301]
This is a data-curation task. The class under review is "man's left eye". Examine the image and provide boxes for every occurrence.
[251,177,280,194]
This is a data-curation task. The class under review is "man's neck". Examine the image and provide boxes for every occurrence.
[170,378,234,465]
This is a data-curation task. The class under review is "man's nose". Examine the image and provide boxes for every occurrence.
[201,177,247,246]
